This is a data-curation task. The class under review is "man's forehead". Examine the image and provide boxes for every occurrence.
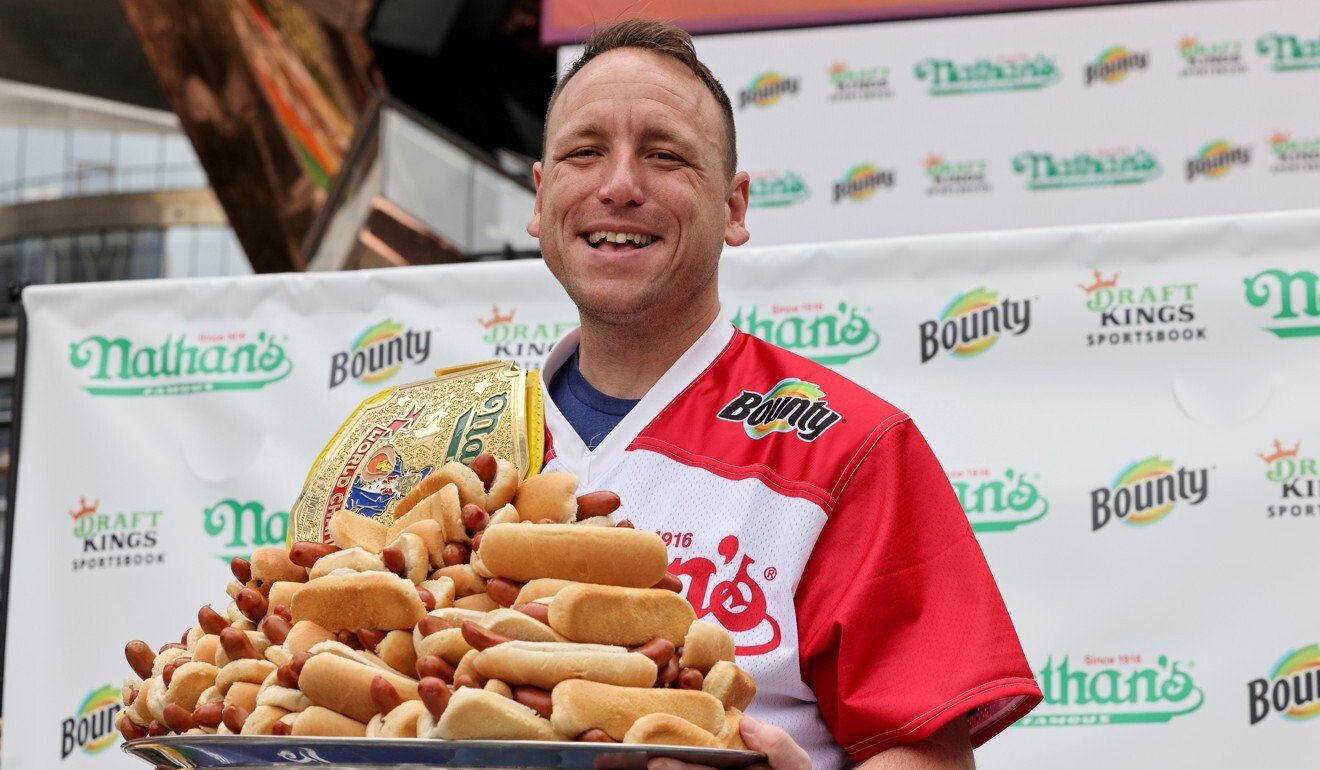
[549,49,718,136]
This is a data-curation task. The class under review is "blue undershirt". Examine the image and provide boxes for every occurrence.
[548,349,639,450]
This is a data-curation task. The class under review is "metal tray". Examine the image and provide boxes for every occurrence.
[123,735,766,769]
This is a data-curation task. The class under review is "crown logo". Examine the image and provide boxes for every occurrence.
[69,496,99,522]
[1079,269,1119,294]
[477,305,515,329]
[1178,36,1198,51]
[1269,131,1290,148]
[924,154,944,169]
[828,61,847,76]
[1258,439,1300,465]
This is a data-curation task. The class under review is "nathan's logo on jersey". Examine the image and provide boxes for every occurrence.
[1248,644,1320,724]
[1016,654,1204,727]
[1090,456,1209,531]
[669,534,782,656]
[919,289,1031,363]
[717,379,841,442]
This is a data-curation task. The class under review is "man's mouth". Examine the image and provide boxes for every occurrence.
[585,230,656,253]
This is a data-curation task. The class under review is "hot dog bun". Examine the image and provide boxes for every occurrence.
[250,547,307,589]
[375,630,418,676]
[328,510,387,553]
[679,621,736,674]
[514,578,576,604]
[283,620,335,654]
[550,679,725,741]
[291,571,425,631]
[623,713,724,748]
[480,609,565,643]
[703,661,756,710]
[511,472,578,523]
[291,706,367,737]
[479,524,667,587]
[549,584,695,646]
[473,641,657,690]
[298,653,420,723]
[436,687,562,741]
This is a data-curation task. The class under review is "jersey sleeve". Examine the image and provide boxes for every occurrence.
[794,418,1042,762]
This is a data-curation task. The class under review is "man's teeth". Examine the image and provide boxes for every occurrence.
[587,231,653,246]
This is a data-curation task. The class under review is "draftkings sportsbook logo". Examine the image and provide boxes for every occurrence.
[1186,140,1251,181]
[739,71,800,109]
[717,379,842,442]
[1178,37,1247,77]
[914,54,1060,95]
[1013,148,1161,190]
[1084,46,1149,86]
[1080,270,1204,347]
[833,163,895,203]
[924,155,991,195]
[1256,33,1320,73]
[1269,132,1320,173]
[950,468,1049,533]
[748,171,811,208]
[1248,644,1320,724]
[203,498,288,563]
[61,684,120,759]
[477,306,577,371]
[919,289,1032,364]
[70,497,164,572]
[1259,439,1319,520]
[1017,654,1204,727]
[826,62,893,100]
[329,319,431,389]
[69,331,292,396]
[1090,457,1209,531]
[1243,269,1320,339]
[732,302,880,365]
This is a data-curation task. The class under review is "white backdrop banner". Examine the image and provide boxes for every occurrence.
[561,0,1320,245]
[3,209,1319,768]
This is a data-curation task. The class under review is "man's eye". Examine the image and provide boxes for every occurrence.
[569,148,599,158]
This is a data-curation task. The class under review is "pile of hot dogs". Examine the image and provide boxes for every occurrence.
[116,454,756,748]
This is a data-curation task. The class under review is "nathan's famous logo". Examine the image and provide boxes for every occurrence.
[1012,148,1161,190]
[739,71,799,109]
[329,319,431,389]
[1256,33,1320,72]
[1186,140,1251,181]
[1177,36,1246,76]
[748,170,810,208]
[919,289,1031,364]
[924,155,990,195]
[69,497,164,572]
[1248,644,1320,725]
[732,302,879,365]
[203,499,288,563]
[950,468,1048,533]
[1243,269,1320,338]
[717,379,842,442]
[826,61,893,100]
[914,53,1060,96]
[1258,439,1319,520]
[1080,270,1204,347]
[61,684,120,759]
[1085,46,1149,86]
[669,534,781,656]
[1268,131,1320,173]
[1090,457,1209,532]
[478,306,577,370]
[832,163,894,203]
[68,331,291,396]
[1016,654,1204,727]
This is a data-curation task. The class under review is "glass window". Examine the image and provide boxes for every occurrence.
[116,133,163,192]
[20,128,64,202]
[70,130,115,196]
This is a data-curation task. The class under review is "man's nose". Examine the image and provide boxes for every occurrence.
[596,155,646,207]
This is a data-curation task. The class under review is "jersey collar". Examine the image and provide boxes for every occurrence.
[540,312,736,486]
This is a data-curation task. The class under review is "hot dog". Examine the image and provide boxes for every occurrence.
[550,679,725,741]
[478,524,668,588]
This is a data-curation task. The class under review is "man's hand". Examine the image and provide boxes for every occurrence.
[648,715,811,770]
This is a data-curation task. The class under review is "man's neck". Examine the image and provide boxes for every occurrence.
[575,300,720,400]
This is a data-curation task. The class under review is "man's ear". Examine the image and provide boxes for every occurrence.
[527,161,544,238]
[724,171,751,247]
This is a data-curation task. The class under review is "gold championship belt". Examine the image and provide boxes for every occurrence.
[289,360,544,544]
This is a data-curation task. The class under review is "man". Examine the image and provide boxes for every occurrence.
[527,19,1041,769]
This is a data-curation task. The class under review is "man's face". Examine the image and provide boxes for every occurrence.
[529,48,749,324]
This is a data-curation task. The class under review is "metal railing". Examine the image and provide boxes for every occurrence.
[0,162,208,206]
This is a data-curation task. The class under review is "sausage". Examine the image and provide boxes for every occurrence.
[461,504,490,532]
[442,543,471,567]
[272,720,292,736]
[630,638,677,668]
[356,628,386,649]
[513,602,551,625]
[651,573,683,593]
[575,491,622,519]
[270,604,293,622]
[576,728,617,743]
[470,454,497,491]
[161,657,191,688]
[460,621,512,651]
[221,704,249,733]
[117,712,149,740]
[260,615,291,646]
[198,605,228,635]
[163,703,195,733]
[219,628,262,661]
[417,616,454,637]
[336,630,365,650]
[656,656,680,688]
[615,519,635,529]
[124,640,155,679]
[416,654,456,683]
[453,674,479,690]
[276,664,299,689]
[512,686,553,719]
[290,651,313,676]
[416,587,436,612]
[146,720,169,737]
[418,677,452,718]
[371,676,403,716]
[381,546,407,577]
[192,702,223,729]
[235,587,268,622]
[677,668,705,690]
[288,541,340,569]
[486,577,523,608]
[230,557,252,584]
[470,531,484,552]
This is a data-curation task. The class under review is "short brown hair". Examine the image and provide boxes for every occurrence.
[545,19,737,177]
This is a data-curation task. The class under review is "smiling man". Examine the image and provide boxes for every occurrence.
[528,20,1041,770]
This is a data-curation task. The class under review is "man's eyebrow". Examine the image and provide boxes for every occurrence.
[551,124,606,149]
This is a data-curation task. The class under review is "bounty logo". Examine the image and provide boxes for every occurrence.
[329,319,431,389]
[1268,131,1320,173]
[717,379,842,442]
[832,163,894,203]
[478,306,577,371]
[914,53,1060,96]
[739,71,799,109]
[1090,457,1209,531]
[826,62,893,100]
[919,289,1031,364]
[749,170,811,208]
[1256,33,1320,72]
[924,155,991,195]
[70,497,164,572]
[68,331,291,396]
[732,302,880,365]
[1085,46,1149,85]
[1178,37,1247,76]
[1013,148,1161,190]
[1248,644,1320,724]
[203,499,288,563]
[1017,654,1204,727]
[1186,140,1251,181]
[1243,269,1320,338]
[1259,440,1319,520]
[61,684,120,759]
[1080,270,1204,347]
[950,468,1049,532]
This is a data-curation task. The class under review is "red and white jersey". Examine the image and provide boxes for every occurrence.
[540,317,1041,767]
